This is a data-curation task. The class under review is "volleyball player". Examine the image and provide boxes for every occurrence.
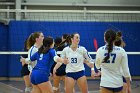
[91,29,131,93]
[30,36,68,93]
[51,36,66,93]
[52,34,70,93]
[20,39,32,93]
[21,32,44,72]
[61,33,94,93]
[20,32,44,93]
[114,31,128,93]
[115,31,126,48]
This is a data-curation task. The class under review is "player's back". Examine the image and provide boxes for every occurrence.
[33,48,55,73]
[96,45,127,87]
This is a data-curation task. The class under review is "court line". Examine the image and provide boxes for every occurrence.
[0,82,23,92]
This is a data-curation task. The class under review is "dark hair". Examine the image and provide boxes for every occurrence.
[54,37,64,51]
[103,29,116,63]
[24,38,28,51]
[116,31,122,37]
[70,33,79,38]
[62,34,69,39]
[54,34,71,50]
[26,32,42,50]
[55,37,62,46]
[54,33,79,50]
[114,31,122,46]
[114,31,126,47]
[38,36,53,54]
[69,32,79,43]
[21,39,28,58]
[63,33,79,44]
[62,34,71,44]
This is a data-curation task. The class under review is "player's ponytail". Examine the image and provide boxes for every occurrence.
[103,29,116,63]
[26,32,42,50]
[54,35,71,50]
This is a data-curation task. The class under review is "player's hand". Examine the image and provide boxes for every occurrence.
[20,56,26,66]
[95,71,101,77]
[88,63,94,68]
[91,70,101,79]
[63,58,69,64]
[91,70,96,79]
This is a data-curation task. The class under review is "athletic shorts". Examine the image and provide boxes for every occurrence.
[21,64,30,77]
[50,63,66,76]
[101,86,123,92]
[56,64,66,76]
[66,70,85,80]
[30,69,49,85]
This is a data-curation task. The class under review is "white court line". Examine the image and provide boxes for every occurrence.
[0,82,23,92]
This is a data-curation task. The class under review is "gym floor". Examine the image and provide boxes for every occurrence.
[0,78,140,93]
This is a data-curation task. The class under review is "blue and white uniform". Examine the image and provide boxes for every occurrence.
[30,48,57,85]
[95,45,131,88]
[25,45,38,72]
[61,46,93,80]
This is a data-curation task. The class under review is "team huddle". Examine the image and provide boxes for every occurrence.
[20,29,131,93]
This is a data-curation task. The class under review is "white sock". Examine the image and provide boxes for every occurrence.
[25,87,32,92]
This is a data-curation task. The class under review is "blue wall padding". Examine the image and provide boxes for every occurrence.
[0,21,140,77]
[0,23,8,77]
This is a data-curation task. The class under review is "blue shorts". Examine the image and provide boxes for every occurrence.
[30,69,49,85]
[102,86,123,92]
[66,70,85,80]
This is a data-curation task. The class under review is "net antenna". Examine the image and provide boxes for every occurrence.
[93,38,98,51]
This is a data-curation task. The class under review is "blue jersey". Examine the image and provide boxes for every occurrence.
[30,48,57,74]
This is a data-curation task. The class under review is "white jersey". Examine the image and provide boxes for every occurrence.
[61,46,93,73]
[95,45,131,88]
[26,45,38,71]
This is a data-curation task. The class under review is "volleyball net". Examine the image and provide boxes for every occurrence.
[0,9,140,22]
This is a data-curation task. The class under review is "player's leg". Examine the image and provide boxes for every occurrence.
[122,77,127,93]
[31,84,41,93]
[38,81,53,93]
[65,76,76,93]
[21,64,32,93]
[100,87,113,93]
[23,75,32,92]
[53,75,61,93]
[122,83,127,93]
[62,76,75,93]
[77,76,88,93]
